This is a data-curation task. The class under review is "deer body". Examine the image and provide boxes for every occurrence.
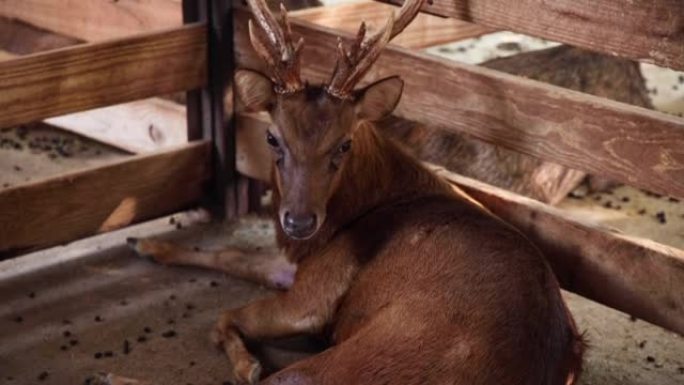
[261,123,583,385]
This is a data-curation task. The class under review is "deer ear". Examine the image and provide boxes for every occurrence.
[355,76,404,121]
[235,69,275,112]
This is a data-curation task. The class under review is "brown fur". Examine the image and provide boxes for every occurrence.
[210,67,586,384]
[133,75,585,384]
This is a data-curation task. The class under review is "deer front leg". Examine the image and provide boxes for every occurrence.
[212,247,359,384]
[126,238,296,290]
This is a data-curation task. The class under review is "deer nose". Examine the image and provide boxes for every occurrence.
[282,211,317,239]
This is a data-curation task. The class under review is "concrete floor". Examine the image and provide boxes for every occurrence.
[1,215,683,385]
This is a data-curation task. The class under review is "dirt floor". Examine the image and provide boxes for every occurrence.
[1,214,683,385]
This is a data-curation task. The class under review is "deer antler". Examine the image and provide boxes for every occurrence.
[247,0,304,94]
[326,0,425,99]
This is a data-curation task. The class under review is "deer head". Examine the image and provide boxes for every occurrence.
[236,0,424,240]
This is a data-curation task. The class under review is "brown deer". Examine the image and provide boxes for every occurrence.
[129,0,584,383]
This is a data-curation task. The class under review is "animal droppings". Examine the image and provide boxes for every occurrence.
[103,351,114,358]
[94,315,103,322]
[70,339,78,346]
[621,196,630,202]
[38,371,49,381]
[655,212,667,224]
[28,292,36,299]
[14,316,23,323]
[638,209,647,215]
[638,340,646,349]
[162,330,177,338]
[137,336,147,343]
[123,340,131,355]
[210,281,219,288]
[94,352,103,359]
[603,201,613,209]
[63,330,72,337]
[144,326,152,334]
[646,356,655,363]
[60,345,68,351]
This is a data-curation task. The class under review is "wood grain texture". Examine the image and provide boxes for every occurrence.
[0,0,182,42]
[234,8,684,199]
[431,166,684,335]
[292,0,493,49]
[379,0,684,71]
[0,24,207,129]
[0,142,210,254]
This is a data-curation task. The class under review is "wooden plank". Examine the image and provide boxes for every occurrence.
[379,0,684,71]
[0,142,210,255]
[292,1,493,49]
[0,24,207,130]
[0,0,182,42]
[233,8,684,199]
[431,166,684,335]
[44,99,188,154]
[236,111,684,334]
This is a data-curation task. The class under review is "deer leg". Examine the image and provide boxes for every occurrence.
[126,238,296,290]
[212,247,359,384]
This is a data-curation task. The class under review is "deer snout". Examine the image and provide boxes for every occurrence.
[281,211,318,240]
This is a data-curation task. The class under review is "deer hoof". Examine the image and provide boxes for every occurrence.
[233,356,262,385]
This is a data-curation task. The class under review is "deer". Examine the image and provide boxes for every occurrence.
[128,0,585,383]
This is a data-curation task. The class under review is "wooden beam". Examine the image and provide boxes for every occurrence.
[431,167,684,336]
[378,0,684,71]
[0,0,182,42]
[234,8,684,199]
[291,1,494,49]
[0,142,210,255]
[236,111,684,335]
[0,24,207,130]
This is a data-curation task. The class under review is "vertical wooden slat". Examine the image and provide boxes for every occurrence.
[182,0,241,219]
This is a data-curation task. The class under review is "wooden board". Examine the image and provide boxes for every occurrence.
[44,98,188,154]
[432,167,684,336]
[0,142,210,255]
[292,1,493,49]
[234,8,684,199]
[379,0,684,71]
[0,0,182,42]
[0,24,207,130]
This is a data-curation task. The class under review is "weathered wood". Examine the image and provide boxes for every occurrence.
[0,0,183,42]
[234,8,684,199]
[431,166,684,336]
[0,24,207,130]
[0,142,210,255]
[292,1,493,49]
[0,16,80,55]
[44,99,188,154]
[379,0,684,71]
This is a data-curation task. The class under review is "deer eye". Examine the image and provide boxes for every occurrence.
[266,131,279,148]
[337,140,352,154]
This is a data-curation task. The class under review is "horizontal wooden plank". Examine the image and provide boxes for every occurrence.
[0,0,182,42]
[237,111,684,334]
[0,24,207,129]
[0,142,210,255]
[431,166,684,335]
[234,8,684,199]
[292,1,493,49]
[379,0,684,71]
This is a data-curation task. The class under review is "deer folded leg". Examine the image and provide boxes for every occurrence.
[212,245,360,384]
[127,238,296,290]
